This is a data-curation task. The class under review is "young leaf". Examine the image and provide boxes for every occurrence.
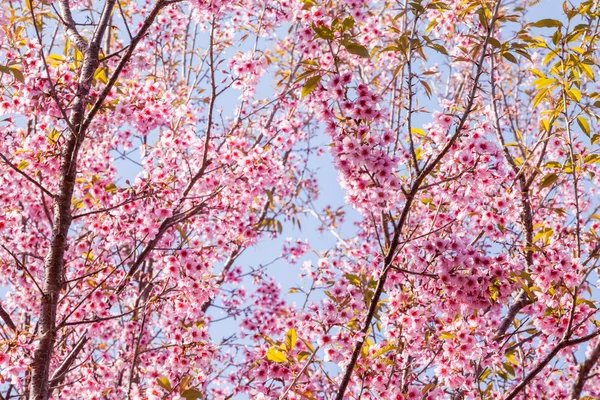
[156,376,172,392]
[532,18,563,28]
[181,388,203,400]
[17,160,29,170]
[341,40,370,58]
[266,346,287,363]
[539,173,558,189]
[301,75,322,98]
[285,328,297,351]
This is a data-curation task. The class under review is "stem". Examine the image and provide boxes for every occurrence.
[333,3,502,398]
[27,1,172,398]
[571,340,600,399]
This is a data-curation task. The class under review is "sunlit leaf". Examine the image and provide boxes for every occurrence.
[301,75,322,98]
[539,173,558,189]
[341,40,370,58]
[266,346,287,363]
[532,18,563,28]
[285,328,297,351]
[156,376,172,392]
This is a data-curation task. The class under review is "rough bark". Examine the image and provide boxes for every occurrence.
[26,1,177,398]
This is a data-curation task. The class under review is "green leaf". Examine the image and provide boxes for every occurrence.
[312,24,334,40]
[301,75,322,98]
[342,16,355,31]
[285,328,297,351]
[0,65,24,83]
[301,338,315,353]
[428,43,448,55]
[266,346,287,363]
[503,362,516,376]
[156,376,172,392]
[532,18,563,28]
[341,40,370,58]
[104,183,118,192]
[502,52,518,64]
[181,388,203,400]
[539,173,558,189]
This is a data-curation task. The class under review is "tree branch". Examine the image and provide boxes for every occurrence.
[48,331,88,389]
[333,3,502,398]
[57,0,88,52]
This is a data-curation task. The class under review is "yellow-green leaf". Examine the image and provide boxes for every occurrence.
[533,227,553,244]
[580,63,595,80]
[533,77,556,89]
[506,352,519,366]
[341,40,370,58]
[156,376,172,392]
[503,362,516,376]
[479,368,491,381]
[17,160,29,170]
[297,351,311,361]
[532,18,563,28]
[301,338,315,352]
[285,328,297,351]
[411,127,426,136]
[577,116,591,136]
[585,154,600,164]
[301,75,321,98]
[181,388,203,400]
[502,52,518,64]
[533,88,548,108]
[568,88,582,102]
[46,54,65,66]
[180,375,192,392]
[545,161,562,168]
[372,345,400,359]
[539,173,558,189]
[266,346,287,363]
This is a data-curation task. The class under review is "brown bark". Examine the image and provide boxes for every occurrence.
[27,1,175,398]
[333,2,502,398]
[571,340,600,399]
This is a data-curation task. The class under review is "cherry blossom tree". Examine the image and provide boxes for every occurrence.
[1,0,600,399]
[0,0,318,398]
